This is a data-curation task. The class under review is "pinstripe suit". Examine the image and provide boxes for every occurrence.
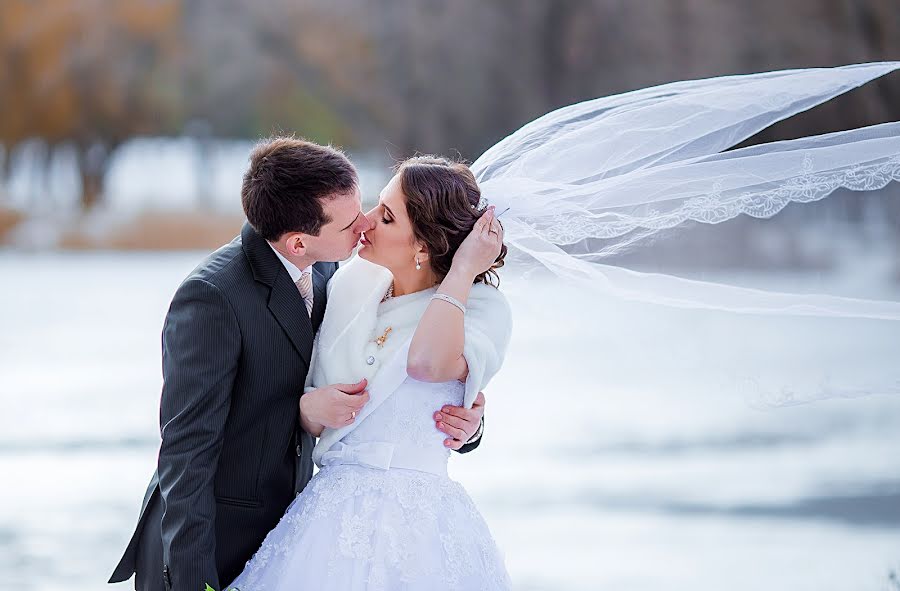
[109,223,335,591]
[109,221,483,591]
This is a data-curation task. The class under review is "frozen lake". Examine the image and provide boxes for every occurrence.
[1,250,899,591]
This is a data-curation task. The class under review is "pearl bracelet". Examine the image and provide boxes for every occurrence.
[431,293,467,314]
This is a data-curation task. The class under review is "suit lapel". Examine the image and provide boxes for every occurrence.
[242,222,314,365]
[310,264,328,333]
[268,270,314,365]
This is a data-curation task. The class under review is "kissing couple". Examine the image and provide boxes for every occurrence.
[109,137,514,591]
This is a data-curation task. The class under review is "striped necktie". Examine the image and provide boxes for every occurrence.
[295,271,314,317]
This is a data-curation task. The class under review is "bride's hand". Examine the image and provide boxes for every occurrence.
[452,206,503,278]
[299,379,370,434]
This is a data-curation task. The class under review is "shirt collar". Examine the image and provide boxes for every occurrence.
[267,242,312,284]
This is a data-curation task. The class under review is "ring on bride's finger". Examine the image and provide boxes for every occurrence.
[350,411,357,420]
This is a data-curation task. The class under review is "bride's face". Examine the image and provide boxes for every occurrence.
[358,174,423,271]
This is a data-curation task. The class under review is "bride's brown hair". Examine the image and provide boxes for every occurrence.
[396,155,507,287]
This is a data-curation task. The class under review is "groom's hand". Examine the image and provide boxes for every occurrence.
[299,379,370,432]
[434,391,485,450]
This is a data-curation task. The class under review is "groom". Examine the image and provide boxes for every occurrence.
[108,137,487,591]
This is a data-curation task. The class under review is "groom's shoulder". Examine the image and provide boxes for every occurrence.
[313,260,339,281]
[182,235,250,293]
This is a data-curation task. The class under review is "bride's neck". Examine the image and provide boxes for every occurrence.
[390,266,439,297]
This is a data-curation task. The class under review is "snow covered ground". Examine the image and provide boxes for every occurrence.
[1,251,899,591]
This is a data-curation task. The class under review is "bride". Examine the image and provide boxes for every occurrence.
[227,156,514,590]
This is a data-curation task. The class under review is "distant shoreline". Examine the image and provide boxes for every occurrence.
[0,207,245,250]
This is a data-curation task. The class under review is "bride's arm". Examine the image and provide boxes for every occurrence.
[407,206,501,382]
[406,266,475,382]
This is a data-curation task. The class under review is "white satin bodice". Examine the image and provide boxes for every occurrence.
[341,377,464,460]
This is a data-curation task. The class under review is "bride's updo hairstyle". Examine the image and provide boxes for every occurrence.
[397,155,507,287]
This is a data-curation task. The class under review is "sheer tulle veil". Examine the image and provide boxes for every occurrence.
[472,62,900,405]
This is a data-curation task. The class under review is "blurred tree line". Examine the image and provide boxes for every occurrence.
[1,0,898,211]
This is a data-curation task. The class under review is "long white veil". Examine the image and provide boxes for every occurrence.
[474,62,900,404]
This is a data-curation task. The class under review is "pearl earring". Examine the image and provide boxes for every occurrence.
[415,257,421,270]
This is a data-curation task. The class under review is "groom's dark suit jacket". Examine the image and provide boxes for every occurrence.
[109,222,481,591]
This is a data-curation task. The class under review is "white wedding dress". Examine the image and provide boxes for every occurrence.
[226,375,511,591]
[227,256,513,590]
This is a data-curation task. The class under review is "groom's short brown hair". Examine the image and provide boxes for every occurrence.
[241,136,358,241]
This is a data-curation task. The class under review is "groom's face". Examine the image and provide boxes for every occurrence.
[303,186,369,262]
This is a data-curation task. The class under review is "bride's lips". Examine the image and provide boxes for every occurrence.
[360,233,371,246]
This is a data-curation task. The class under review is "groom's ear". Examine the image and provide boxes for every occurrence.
[285,233,308,256]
